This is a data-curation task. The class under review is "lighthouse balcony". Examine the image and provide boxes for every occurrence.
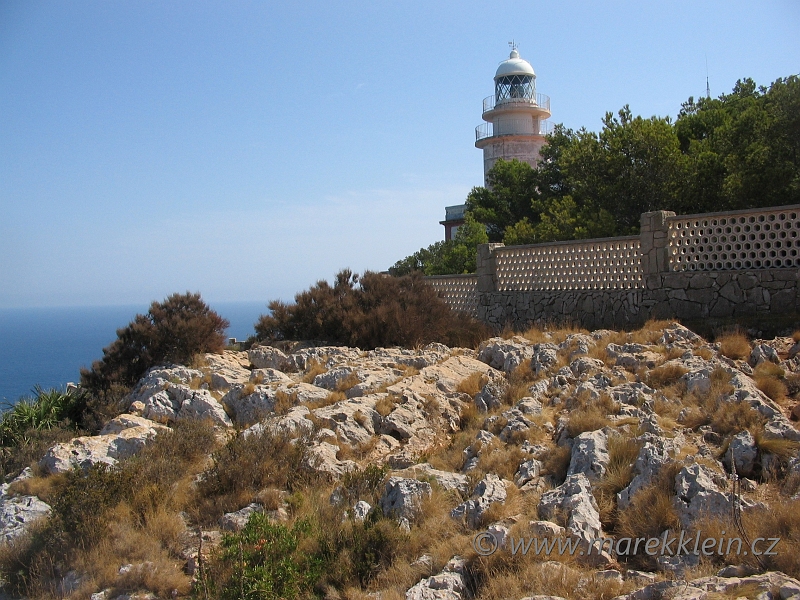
[475,120,554,142]
[482,92,550,114]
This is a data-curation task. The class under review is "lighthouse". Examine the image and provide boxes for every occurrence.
[475,44,552,183]
[441,44,552,240]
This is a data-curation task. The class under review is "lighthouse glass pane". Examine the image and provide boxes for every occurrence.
[495,75,535,102]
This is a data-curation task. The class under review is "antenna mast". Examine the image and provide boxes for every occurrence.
[705,55,711,99]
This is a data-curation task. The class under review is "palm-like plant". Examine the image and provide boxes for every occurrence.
[0,385,85,447]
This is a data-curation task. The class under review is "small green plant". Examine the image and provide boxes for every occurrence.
[0,386,87,447]
[209,514,322,600]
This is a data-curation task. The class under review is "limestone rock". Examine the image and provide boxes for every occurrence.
[248,345,290,370]
[617,433,680,510]
[380,477,432,521]
[514,458,542,487]
[394,464,470,494]
[477,336,534,372]
[450,474,507,528]
[40,419,168,474]
[567,430,610,482]
[352,500,372,521]
[723,430,758,477]
[673,464,735,528]
[538,473,611,564]
[204,351,251,389]
[250,368,293,384]
[176,388,232,426]
[405,556,467,600]
[530,343,559,376]
[220,503,263,532]
[749,343,780,367]
[0,483,51,542]
[303,442,356,478]
[474,377,508,412]
[313,396,382,446]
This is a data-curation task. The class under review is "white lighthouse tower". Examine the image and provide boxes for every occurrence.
[475,44,552,183]
[441,44,552,240]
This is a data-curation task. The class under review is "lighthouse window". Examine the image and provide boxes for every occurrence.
[496,75,535,102]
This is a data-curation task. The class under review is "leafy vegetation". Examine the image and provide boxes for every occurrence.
[254,269,489,349]
[394,75,800,273]
[80,292,229,394]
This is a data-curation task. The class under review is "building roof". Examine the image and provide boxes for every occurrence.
[495,49,536,79]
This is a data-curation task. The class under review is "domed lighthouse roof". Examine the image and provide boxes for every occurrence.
[494,48,536,80]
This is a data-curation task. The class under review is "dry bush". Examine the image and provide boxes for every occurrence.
[753,429,800,462]
[717,330,751,360]
[695,347,714,361]
[645,363,689,389]
[756,376,789,403]
[471,554,628,600]
[753,362,788,404]
[628,319,678,345]
[459,401,481,432]
[337,372,362,393]
[504,359,541,404]
[194,428,317,524]
[566,405,612,438]
[479,484,529,527]
[521,326,550,344]
[540,444,571,484]
[457,372,489,396]
[428,431,475,473]
[693,500,800,579]
[593,435,642,528]
[273,389,296,415]
[375,395,397,417]
[711,402,765,438]
[254,269,490,349]
[303,359,327,384]
[615,462,682,568]
[476,440,526,481]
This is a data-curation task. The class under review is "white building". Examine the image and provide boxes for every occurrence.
[441,45,551,240]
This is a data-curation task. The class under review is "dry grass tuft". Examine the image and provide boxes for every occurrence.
[337,372,362,393]
[593,435,642,528]
[374,395,397,417]
[645,363,689,389]
[615,462,681,568]
[302,359,327,383]
[457,372,489,396]
[476,440,526,481]
[540,444,572,484]
[566,405,612,438]
[717,330,751,360]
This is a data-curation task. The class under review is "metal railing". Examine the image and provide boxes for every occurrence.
[475,120,554,141]
[483,92,550,113]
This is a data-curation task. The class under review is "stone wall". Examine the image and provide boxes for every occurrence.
[426,274,479,317]
[428,204,800,329]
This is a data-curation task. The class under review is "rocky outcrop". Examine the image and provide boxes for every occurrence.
[538,474,611,565]
[450,474,507,528]
[40,415,169,474]
[405,557,468,600]
[380,477,433,521]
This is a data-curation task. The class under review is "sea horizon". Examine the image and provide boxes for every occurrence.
[0,300,269,405]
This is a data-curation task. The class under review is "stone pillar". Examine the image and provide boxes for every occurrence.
[640,211,674,287]
[476,243,503,293]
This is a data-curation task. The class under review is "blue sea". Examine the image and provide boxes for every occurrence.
[0,301,269,404]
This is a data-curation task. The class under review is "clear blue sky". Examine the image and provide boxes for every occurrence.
[2,1,798,309]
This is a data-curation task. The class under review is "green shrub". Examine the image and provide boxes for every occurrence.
[204,514,322,600]
[254,270,489,349]
[0,386,88,447]
[80,292,229,394]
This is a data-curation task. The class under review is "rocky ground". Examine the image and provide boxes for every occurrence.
[2,321,800,599]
